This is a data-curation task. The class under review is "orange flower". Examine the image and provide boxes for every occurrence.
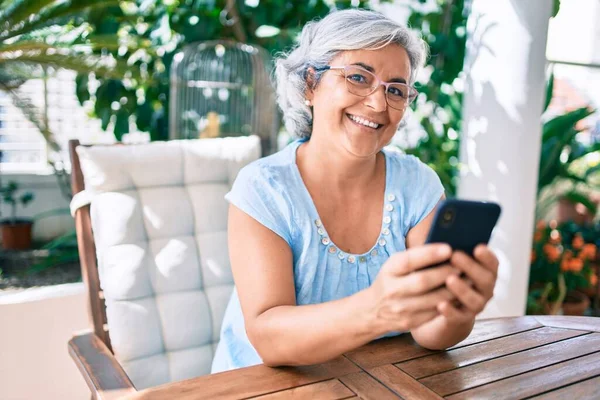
[590,273,598,287]
[567,258,584,272]
[572,234,584,250]
[543,244,561,263]
[536,220,546,231]
[531,250,537,263]
[560,250,573,272]
[581,244,597,261]
[564,249,573,259]
[534,231,543,242]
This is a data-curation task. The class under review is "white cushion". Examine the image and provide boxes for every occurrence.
[76,136,261,389]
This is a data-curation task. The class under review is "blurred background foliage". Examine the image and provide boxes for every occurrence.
[76,0,395,143]
[66,0,473,196]
[404,0,467,196]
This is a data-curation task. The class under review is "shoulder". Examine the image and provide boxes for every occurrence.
[384,147,444,232]
[235,141,299,186]
[384,147,438,181]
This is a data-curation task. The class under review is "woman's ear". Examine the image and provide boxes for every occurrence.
[304,67,316,101]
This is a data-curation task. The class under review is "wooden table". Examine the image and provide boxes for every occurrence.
[127,316,600,400]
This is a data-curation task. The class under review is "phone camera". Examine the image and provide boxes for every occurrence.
[441,208,455,227]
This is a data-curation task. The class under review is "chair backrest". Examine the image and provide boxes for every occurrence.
[69,136,261,389]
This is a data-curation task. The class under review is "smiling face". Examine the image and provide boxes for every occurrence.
[306,44,412,158]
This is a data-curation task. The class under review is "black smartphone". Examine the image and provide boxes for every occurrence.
[425,199,502,256]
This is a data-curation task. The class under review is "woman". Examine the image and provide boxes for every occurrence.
[211,9,498,373]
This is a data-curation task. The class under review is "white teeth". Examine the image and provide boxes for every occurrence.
[348,114,380,129]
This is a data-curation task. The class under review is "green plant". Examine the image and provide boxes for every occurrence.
[76,0,391,143]
[403,0,564,196]
[29,230,80,272]
[1,181,35,225]
[535,69,599,220]
[528,220,599,314]
[0,0,140,198]
[402,0,468,196]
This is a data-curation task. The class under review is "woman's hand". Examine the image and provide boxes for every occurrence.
[438,244,499,322]
[366,243,460,335]
[410,244,499,350]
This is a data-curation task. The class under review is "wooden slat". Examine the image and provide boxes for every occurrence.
[397,327,585,378]
[449,316,542,349]
[447,351,600,400]
[338,372,400,400]
[249,379,354,399]
[68,331,135,400]
[367,364,442,400]
[420,333,600,396]
[344,334,437,369]
[100,296,107,326]
[530,375,600,400]
[127,356,360,400]
[534,316,600,333]
[69,140,111,350]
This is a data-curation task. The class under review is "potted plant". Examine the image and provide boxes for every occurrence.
[535,69,599,222]
[528,220,599,315]
[1,181,35,250]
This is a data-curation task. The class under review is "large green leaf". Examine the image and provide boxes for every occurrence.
[552,0,561,18]
[542,106,594,142]
[543,68,554,112]
[562,190,598,216]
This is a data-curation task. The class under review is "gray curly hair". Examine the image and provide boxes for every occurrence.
[274,9,427,139]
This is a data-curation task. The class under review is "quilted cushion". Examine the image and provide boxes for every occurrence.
[76,136,261,389]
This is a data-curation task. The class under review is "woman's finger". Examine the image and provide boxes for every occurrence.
[387,244,452,276]
[474,245,499,276]
[450,251,495,298]
[400,265,460,296]
[438,300,473,322]
[397,286,456,313]
[446,275,487,314]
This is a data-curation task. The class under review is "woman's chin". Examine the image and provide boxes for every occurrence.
[341,134,382,158]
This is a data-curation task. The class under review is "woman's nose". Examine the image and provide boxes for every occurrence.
[363,84,388,112]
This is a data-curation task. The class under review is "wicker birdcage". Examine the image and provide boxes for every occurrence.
[169,40,279,154]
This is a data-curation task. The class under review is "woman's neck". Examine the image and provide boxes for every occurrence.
[296,133,382,193]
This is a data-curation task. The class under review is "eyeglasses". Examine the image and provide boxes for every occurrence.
[313,65,418,110]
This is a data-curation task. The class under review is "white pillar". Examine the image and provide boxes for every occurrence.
[460,0,553,318]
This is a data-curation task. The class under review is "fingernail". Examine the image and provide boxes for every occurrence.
[438,244,451,256]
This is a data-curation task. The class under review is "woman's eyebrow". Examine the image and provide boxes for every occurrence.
[350,62,407,84]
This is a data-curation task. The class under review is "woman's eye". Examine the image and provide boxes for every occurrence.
[388,86,406,98]
[348,74,367,83]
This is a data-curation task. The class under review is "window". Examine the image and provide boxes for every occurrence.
[0,69,110,174]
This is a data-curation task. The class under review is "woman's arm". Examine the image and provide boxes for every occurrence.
[229,203,457,366]
[228,204,383,366]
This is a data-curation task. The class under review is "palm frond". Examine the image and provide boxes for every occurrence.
[0,40,60,53]
[0,80,60,152]
[0,52,136,80]
[0,0,121,41]
[2,22,140,53]
[0,62,40,88]
[0,0,56,29]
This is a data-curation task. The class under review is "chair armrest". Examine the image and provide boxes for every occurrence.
[68,330,137,400]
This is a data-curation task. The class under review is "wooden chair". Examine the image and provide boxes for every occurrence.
[67,137,261,399]
[67,139,135,399]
